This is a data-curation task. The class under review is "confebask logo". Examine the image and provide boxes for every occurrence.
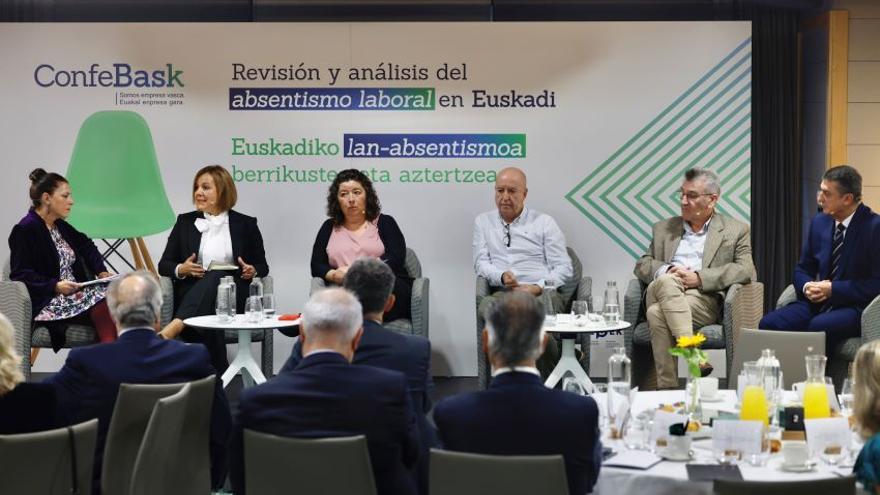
[34,63,184,88]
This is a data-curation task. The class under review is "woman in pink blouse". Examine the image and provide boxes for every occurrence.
[311,169,412,321]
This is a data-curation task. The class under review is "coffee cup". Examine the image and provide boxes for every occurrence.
[663,435,692,460]
[781,440,810,466]
[699,377,719,399]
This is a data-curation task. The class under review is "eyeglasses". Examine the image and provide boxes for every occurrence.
[503,223,511,248]
[678,190,715,201]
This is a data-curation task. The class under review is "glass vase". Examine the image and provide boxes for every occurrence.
[685,374,702,422]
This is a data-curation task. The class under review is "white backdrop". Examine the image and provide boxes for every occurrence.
[0,22,751,376]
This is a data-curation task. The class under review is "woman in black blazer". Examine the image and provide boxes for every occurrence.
[0,313,59,434]
[158,165,268,372]
[8,169,117,350]
[311,169,412,321]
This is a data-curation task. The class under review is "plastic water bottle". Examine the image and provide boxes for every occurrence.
[603,281,621,324]
[215,282,230,322]
[607,345,632,426]
[249,277,263,299]
[223,276,237,318]
[757,349,783,410]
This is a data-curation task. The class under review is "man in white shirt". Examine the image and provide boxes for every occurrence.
[634,168,755,389]
[473,167,574,378]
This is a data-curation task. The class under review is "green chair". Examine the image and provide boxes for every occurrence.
[65,110,175,274]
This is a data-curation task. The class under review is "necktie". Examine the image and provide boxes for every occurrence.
[821,223,846,313]
[829,223,846,280]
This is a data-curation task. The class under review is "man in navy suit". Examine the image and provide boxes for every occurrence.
[281,257,435,492]
[47,271,232,492]
[761,165,880,355]
[433,292,602,495]
[231,288,420,495]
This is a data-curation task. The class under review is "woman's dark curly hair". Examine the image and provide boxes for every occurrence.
[326,169,381,225]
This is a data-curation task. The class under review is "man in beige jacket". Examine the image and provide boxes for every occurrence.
[634,168,756,389]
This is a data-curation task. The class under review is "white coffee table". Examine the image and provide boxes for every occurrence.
[183,314,300,388]
[543,316,629,392]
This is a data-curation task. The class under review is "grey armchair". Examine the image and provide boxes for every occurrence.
[475,247,592,389]
[772,285,880,390]
[159,276,275,377]
[623,279,764,389]
[310,247,430,339]
[1,260,98,381]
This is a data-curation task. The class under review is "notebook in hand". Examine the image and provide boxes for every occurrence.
[207,261,238,271]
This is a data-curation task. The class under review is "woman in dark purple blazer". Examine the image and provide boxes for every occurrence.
[0,313,59,434]
[7,169,116,350]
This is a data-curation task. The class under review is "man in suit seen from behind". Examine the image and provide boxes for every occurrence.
[280,256,435,493]
[433,292,602,495]
[231,288,420,495]
[47,271,232,493]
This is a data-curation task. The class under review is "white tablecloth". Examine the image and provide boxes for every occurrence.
[591,390,858,495]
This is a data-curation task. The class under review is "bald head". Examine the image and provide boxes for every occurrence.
[106,271,163,330]
[495,167,528,223]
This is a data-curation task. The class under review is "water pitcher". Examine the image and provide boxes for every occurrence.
[607,345,631,425]
[740,361,769,425]
[804,354,830,419]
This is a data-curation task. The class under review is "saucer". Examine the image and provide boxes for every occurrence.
[779,460,817,472]
[701,393,724,403]
[660,450,694,462]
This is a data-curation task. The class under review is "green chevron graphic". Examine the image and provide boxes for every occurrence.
[566,37,752,259]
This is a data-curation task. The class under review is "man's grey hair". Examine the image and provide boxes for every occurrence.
[824,165,862,201]
[106,271,163,328]
[344,257,395,315]
[684,167,721,195]
[302,288,363,340]
[485,292,545,366]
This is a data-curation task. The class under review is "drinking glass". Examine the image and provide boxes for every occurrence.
[262,293,276,319]
[623,418,648,450]
[245,296,263,323]
[820,443,845,465]
[563,376,586,395]
[591,295,603,317]
[716,448,742,465]
[571,300,588,326]
[840,378,855,417]
[747,431,771,466]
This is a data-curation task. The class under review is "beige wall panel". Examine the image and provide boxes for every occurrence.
[849,62,880,101]
[848,103,880,144]
[850,20,880,60]
[849,145,880,183]
[833,0,880,18]
[864,186,880,210]
[848,145,880,184]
